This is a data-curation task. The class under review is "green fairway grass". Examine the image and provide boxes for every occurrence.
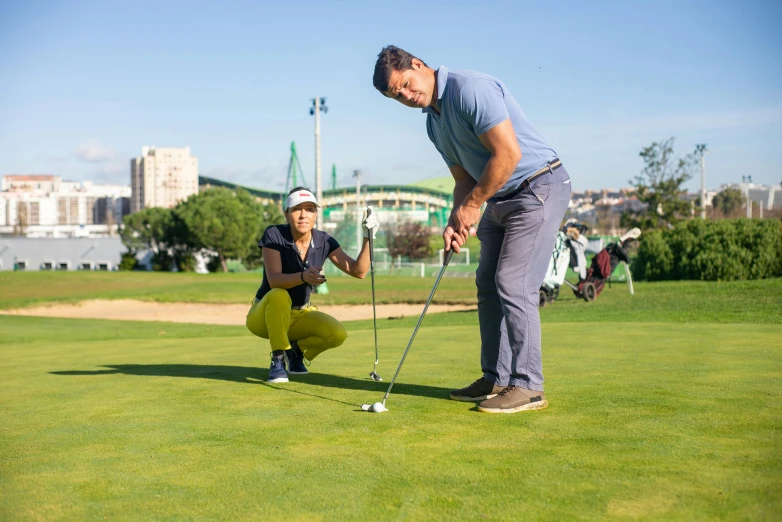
[0,271,479,309]
[2,272,781,324]
[1,297,781,519]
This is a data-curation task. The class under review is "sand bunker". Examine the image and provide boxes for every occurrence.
[0,299,476,325]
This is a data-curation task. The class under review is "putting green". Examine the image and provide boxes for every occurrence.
[1,314,779,520]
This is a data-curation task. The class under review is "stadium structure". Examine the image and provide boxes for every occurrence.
[199,141,456,230]
[198,175,455,230]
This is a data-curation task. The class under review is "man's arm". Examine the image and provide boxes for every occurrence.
[451,119,521,237]
[449,164,477,210]
[465,119,521,207]
[443,165,476,252]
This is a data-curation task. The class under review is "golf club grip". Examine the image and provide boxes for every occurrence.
[366,208,375,264]
[443,248,454,267]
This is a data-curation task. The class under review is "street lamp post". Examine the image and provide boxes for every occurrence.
[310,97,327,228]
[696,144,708,219]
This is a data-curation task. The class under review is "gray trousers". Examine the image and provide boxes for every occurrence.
[476,165,571,391]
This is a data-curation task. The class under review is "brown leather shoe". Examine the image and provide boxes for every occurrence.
[477,386,548,413]
[450,377,506,402]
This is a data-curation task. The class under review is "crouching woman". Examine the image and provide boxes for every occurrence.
[246,187,379,383]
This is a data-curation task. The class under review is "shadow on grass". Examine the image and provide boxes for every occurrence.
[50,364,452,403]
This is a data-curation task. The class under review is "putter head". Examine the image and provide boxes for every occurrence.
[369,371,383,382]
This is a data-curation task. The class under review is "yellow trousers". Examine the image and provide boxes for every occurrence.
[245,288,348,361]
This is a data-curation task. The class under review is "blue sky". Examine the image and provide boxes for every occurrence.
[1,0,780,192]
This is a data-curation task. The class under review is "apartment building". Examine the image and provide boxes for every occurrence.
[130,146,198,212]
[0,175,131,237]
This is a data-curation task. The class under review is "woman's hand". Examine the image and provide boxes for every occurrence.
[302,266,326,286]
[362,207,380,239]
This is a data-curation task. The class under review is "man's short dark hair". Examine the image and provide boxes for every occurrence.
[372,45,427,94]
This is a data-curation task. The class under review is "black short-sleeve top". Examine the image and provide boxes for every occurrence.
[255,224,341,307]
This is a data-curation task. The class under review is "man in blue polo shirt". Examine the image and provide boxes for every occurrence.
[373,46,572,414]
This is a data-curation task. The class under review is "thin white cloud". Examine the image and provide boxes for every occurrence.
[392,162,422,171]
[90,161,128,183]
[74,139,116,163]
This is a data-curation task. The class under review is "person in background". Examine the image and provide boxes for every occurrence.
[246,187,379,382]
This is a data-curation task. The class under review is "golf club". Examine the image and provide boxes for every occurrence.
[366,208,382,382]
[620,227,640,296]
[362,247,455,413]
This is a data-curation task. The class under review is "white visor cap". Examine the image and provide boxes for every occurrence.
[285,189,321,210]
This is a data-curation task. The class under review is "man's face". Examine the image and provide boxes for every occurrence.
[384,58,435,109]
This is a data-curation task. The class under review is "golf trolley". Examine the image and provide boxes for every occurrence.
[539,225,641,307]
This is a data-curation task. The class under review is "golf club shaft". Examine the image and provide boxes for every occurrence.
[382,249,454,404]
[368,233,379,366]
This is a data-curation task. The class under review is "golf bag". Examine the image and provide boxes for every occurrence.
[577,241,631,298]
[539,222,590,307]
[567,230,589,280]
[541,231,570,291]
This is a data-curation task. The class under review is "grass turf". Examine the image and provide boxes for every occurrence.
[1,272,781,325]
[0,271,478,309]
[1,289,781,519]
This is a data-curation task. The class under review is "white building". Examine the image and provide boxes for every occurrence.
[0,175,131,238]
[2,174,61,192]
[721,182,782,211]
[0,237,128,271]
[131,146,199,212]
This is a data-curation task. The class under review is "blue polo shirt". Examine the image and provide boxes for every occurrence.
[255,224,340,307]
[424,66,558,198]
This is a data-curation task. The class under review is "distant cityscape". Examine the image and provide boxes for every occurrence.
[1,144,780,252]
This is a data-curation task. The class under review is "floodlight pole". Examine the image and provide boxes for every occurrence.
[311,97,327,228]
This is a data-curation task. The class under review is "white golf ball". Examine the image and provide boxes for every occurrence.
[371,402,387,413]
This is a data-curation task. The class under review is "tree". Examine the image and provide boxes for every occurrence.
[712,188,744,217]
[120,207,175,254]
[385,221,432,266]
[622,137,698,230]
[120,207,193,271]
[118,252,138,271]
[176,187,265,272]
[243,202,285,270]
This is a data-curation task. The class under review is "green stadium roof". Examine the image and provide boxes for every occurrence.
[410,176,455,194]
[199,176,453,201]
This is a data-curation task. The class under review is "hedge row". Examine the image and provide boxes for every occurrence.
[633,219,782,281]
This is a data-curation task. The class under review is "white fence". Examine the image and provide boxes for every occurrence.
[323,248,472,278]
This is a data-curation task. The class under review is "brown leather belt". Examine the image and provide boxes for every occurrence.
[494,159,562,201]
